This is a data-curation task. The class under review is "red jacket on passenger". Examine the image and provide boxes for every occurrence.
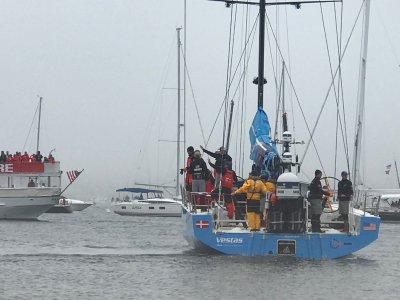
[185,156,193,186]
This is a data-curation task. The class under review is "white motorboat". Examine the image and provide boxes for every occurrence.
[66,198,93,211]
[0,162,62,219]
[46,197,93,213]
[112,188,182,217]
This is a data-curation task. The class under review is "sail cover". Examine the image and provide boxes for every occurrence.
[249,108,280,177]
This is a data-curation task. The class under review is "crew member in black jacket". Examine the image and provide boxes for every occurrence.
[308,169,330,233]
[200,145,232,188]
[338,171,353,232]
[189,150,208,211]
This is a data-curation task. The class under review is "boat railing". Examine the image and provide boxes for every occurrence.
[182,190,248,229]
[183,191,216,213]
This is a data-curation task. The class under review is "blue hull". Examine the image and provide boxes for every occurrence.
[182,206,380,259]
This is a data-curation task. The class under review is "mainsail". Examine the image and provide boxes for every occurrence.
[249,107,281,177]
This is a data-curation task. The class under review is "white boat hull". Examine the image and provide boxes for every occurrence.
[64,199,94,211]
[113,201,182,217]
[0,188,60,219]
[69,202,93,211]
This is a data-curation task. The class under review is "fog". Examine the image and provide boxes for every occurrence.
[0,0,399,201]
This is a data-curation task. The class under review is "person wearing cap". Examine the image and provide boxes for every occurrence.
[308,169,330,233]
[200,145,232,188]
[338,171,353,232]
[233,169,267,231]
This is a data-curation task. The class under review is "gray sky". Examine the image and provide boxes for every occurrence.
[0,0,399,200]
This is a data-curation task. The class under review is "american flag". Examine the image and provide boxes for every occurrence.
[67,170,82,183]
[385,164,392,175]
[363,222,376,231]
[195,220,209,229]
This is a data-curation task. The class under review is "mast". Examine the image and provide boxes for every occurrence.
[36,97,43,152]
[183,0,187,170]
[176,27,182,196]
[257,0,266,108]
[395,160,400,189]
[352,0,371,201]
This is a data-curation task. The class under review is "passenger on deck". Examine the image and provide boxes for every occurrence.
[189,150,208,211]
[181,146,194,192]
[48,153,55,163]
[338,171,353,232]
[21,151,29,162]
[200,145,232,188]
[29,153,36,162]
[35,151,43,162]
[0,151,6,162]
[233,169,267,231]
[211,167,238,219]
[27,179,36,187]
[308,169,330,233]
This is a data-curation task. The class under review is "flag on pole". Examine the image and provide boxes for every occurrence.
[385,164,392,175]
[67,170,82,183]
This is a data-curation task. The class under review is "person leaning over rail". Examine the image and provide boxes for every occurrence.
[338,171,353,233]
[233,169,267,231]
[308,169,330,233]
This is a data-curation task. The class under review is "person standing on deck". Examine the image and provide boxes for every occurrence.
[308,170,330,233]
[200,145,232,188]
[189,150,208,211]
[181,146,194,192]
[338,171,353,232]
[233,169,267,231]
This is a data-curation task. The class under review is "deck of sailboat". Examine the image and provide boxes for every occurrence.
[191,209,347,234]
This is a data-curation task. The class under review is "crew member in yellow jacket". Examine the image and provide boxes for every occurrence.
[233,170,267,231]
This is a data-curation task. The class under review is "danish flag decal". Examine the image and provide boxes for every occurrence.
[196,220,209,229]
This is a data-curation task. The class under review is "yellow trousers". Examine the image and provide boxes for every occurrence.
[246,212,261,230]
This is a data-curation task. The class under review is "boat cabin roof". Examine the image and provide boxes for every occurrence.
[116,187,163,194]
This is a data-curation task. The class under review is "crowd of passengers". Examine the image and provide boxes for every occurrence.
[182,145,353,233]
[0,150,55,163]
[390,200,400,208]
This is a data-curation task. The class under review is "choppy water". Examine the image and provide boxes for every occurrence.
[0,204,398,300]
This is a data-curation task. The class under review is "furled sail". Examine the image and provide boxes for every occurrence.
[249,108,281,177]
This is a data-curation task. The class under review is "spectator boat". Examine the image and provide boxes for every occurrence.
[112,188,182,217]
[0,161,62,219]
[46,197,93,213]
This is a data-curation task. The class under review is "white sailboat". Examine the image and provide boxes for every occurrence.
[112,188,181,217]
[181,0,380,259]
[113,28,186,217]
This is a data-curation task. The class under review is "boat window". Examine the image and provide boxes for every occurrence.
[121,206,126,209]
[149,207,154,210]
[159,207,166,210]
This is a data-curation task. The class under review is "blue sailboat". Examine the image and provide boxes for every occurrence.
[182,0,380,259]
